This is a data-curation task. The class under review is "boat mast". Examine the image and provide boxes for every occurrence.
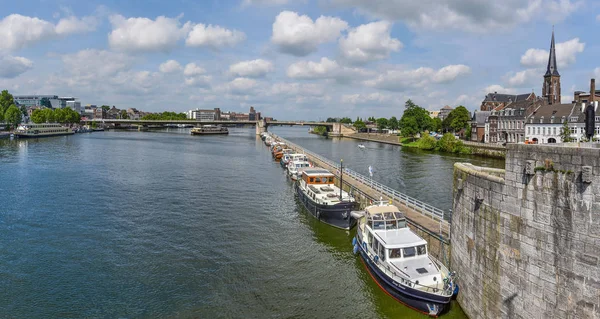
[339,159,343,200]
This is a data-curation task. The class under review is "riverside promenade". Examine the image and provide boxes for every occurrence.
[270,134,451,263]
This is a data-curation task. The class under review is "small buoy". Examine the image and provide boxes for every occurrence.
[353,244,358,255]
[352,237,357,246]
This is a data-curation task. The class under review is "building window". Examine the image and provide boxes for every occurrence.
[553,127,556,136]
[527,127,530,135]
[571,117,578,122]
[537,127,540,135]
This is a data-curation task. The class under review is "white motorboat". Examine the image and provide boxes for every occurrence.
[352,201,456,316]
[358,144,365,149]
[287,160,311,180]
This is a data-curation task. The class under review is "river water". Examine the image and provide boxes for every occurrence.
[0,127,502,318]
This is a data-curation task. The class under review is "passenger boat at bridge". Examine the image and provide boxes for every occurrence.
[295,168,357,230]
[190,125,228,135]
[14,123,74,138]
[351,201,456,317]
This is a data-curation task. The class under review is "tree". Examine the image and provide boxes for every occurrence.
[326,117,337,123]
[376,118,388,131]
[101,105,111,112]
[54,108,66,123]
[443,106,470,132]
[42,108,55,123]
[120,110,129,119]
[4,105,21,128]
[31,109,44,123]
[39,97,52,108]
[400,99,432,135]
[340,117,352,124]
[400,117,419,140]
[0,90,15,116]
[388,116,399,130]
[559,120,572,142]
[432,117,442,132]
[353,119,366,130]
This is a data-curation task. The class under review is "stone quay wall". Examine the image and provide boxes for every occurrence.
[452,144,600,319]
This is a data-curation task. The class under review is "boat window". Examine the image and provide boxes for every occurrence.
[367,232,373,247]
[403,247,416,258]
[397,220,407,228]
[328,177,334,183]
[320,177,328,183]
[373,221,385,230]
[417,245,427,256]
[371,238,378,252]
[385,220,397,230]
[309,177,314,183]
[389,248,402,259]
[379,244,385,262]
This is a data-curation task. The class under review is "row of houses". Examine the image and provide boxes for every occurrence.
[471,79,600,144]
[470,30,600,144]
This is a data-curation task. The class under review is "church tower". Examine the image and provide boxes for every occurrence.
[542,28,561,104]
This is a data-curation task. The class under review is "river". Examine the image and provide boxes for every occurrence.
[0,127,502,318]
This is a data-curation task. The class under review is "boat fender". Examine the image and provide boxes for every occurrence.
[352,237,357,246]
[362,242,366,250]
[374,255,379,263]
[353,244,358,255]
[316,211,321,220]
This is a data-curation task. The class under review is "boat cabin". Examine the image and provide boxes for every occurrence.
[301,169,335,185]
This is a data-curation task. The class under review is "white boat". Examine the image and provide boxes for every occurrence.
[287,160,311,180]
[14,123,74,138]
[358,144,365,149]
[190,125,228,135]
[352,201,456,316]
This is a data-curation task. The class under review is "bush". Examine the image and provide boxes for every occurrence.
[436,133,457,152]
[416,134,437,150]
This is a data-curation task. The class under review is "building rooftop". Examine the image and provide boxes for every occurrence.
[527,103,574,124]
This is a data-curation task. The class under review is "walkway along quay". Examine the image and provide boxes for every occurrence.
[270,134,452,266]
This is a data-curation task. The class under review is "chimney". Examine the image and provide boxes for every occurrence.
[591,78,596,103]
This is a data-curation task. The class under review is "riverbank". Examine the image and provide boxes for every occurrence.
[345,133,506,159]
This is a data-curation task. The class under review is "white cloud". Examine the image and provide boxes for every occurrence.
[328,0,580,33]
[270,82,325,96]
[286,57,372,82]
[159,60,182,73]
[221,77,259,95]
[108,14,191,52]
[483,84,519,95]
[55,15,99,35]
[0,56,33,78]
[61,49,134,81]
[520,38,585,68]
[505,68,542,87]
[186,24,245,49]
[242,0,291,5]
[271,11,348,56]
[364,64,470,91]
[0,14,56,51]
[229,59,274,78]
[184,76,212,87]
[341,92,395,105]
[339,21,402,64]
[183,63,206,76]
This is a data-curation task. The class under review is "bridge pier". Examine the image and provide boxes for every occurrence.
[255,119,267,135]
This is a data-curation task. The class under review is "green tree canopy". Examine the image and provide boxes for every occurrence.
[388,116,399,130]
[326,117,337,123]
[559,120,572,142]
[0,90,15,116]
[376,118,388,131]
[39,97,52,108]
[400,116,419,139]
[432,117,442,132]
[353,119,366,130]
[400,99,432,135]
[4,105,21,127]
[442,106,470,132]
[340,117,352,124]
[101,105,111,112]
[120,110,129,119]
[141,112,187,120]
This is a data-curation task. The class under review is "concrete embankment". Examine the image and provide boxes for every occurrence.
[344,133,402,146]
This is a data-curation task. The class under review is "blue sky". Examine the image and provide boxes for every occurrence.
[1,0,599,120]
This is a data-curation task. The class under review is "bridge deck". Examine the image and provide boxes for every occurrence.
[273,135,450,241]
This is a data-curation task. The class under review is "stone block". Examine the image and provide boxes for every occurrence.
[582,165,593,183]
[525,160,536,175]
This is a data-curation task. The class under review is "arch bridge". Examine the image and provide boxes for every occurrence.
[83,119,355,136]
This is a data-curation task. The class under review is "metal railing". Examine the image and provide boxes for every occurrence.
[272,134,448,223]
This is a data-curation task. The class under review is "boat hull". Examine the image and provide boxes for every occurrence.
[15,132,74,138]
[356,242,451,316]
[295,183,357,230]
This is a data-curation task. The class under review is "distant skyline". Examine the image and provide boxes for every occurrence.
[0,0,598,120]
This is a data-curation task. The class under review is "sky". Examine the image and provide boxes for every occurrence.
[0,0,599,120]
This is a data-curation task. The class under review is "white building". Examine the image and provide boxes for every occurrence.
[187,108,221,121]
[66,101,81,113]
[525,102,599,143]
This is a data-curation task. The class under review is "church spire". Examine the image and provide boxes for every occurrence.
[545,27,559,77]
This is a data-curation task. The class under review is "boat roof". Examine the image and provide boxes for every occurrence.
[374,228,427,248]
[302,168,334,177]
[366,204,404,220]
